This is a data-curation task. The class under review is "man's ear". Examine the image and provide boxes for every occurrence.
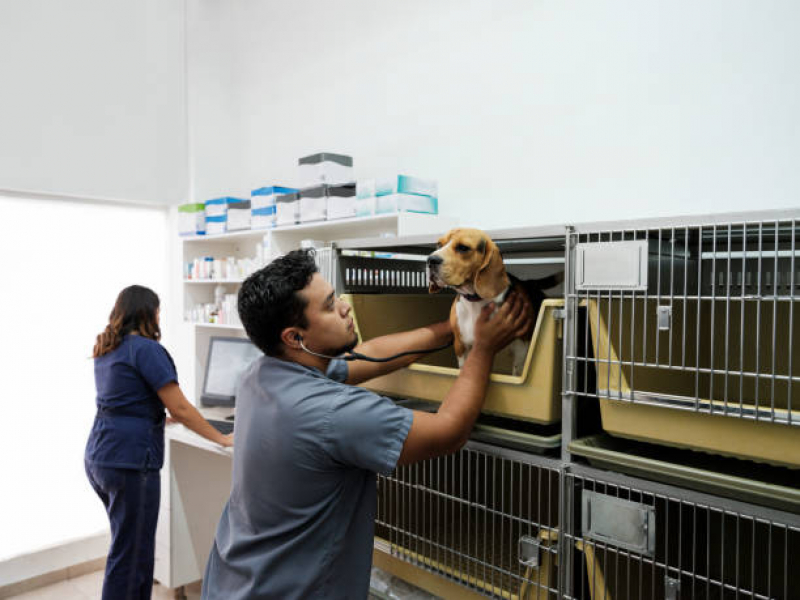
[280,328,302,350]
[474,238,509,298]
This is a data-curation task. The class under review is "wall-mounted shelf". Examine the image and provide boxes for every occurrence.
[190,322,244,331]
[183,279,245,284]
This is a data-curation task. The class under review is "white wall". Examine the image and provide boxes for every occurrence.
[0,0,187,205]
[189,0,800,229]
[0,193,170,563]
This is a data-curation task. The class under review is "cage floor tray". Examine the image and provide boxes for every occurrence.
[569,434,800,513]
[395,398,561,455]
[585,298,800,467]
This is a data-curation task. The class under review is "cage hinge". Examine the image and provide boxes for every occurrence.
[665,575,681,600]
[552,308,566,321]
[518,536,541,567]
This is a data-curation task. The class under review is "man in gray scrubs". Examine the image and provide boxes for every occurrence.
[202,249,531,600]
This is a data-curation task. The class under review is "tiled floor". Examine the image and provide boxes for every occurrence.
[5,571,202,600]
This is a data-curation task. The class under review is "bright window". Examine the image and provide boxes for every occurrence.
[0,194,169,560]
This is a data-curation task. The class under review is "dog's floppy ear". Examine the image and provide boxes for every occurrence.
[474,238,508,299]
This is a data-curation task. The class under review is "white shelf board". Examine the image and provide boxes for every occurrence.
[189,322,244,331]
[180,212,450,243]
[181,229,269,242]
[183,279,244,284]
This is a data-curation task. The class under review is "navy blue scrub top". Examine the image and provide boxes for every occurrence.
[85,335,177,470]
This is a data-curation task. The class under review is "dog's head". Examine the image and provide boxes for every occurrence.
[427,228,508,299]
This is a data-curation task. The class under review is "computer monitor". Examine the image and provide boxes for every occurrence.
[200,336,263,407]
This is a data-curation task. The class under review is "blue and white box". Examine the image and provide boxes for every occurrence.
[251,186,298,229]
[205,214,227,235]
[204,197,247,234]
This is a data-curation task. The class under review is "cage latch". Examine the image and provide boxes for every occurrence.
[657,305,672,331]
[665,575,680,600]
[518,536,540,567]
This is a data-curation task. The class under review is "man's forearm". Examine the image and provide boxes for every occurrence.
[345,320,453,384]
[435,346,494,447]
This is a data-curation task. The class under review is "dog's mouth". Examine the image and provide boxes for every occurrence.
[427,266,446,293]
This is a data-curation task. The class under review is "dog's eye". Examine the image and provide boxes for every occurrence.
[455,244,470,253]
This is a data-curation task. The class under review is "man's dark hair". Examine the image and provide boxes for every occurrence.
[237,249,318,356]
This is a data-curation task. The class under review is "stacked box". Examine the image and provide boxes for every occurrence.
[324,183,358,220]
[178,203,205,236]
[298,152,353,186]
[376,193,438,215]
[227,200,252,231]
[276,192,300,226]
[251,186,299,229]
[374,175,438,215]
[376,174,437,198]
[299,185,328,222]
[299,183,357,222]
[355,179,377,217]
[204,197,247,235]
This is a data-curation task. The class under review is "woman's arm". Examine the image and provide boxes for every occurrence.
[157,382,233,447]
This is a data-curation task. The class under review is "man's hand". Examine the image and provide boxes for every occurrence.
[473,290,532,355]
[219,433,234,448]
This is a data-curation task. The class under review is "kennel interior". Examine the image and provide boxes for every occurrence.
[563,468,800,600]
[567,219,800,466]
[375,442,561,600]
[337,235,565,424]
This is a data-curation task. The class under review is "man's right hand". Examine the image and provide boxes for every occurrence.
[473,289,532,355]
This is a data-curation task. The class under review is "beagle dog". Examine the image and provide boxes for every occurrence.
[427,228,560,375]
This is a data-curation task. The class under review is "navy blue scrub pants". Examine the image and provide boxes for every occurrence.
[86,462,161,600]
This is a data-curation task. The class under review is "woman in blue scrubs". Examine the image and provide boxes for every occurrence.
[85,285,233,600]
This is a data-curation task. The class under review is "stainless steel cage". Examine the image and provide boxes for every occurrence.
[375,442,562,599]
[564,215,800,466]
[563,466,800,600]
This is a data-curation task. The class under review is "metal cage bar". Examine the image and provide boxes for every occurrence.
[566,218,800,427]
[375,443,562,599]
[563,466,800,600]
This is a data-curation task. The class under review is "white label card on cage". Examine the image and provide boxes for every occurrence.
[575,240,649,291]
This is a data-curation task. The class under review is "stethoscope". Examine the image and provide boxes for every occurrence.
[295,334,452,363]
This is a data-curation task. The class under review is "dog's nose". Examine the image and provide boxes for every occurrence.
[426,255,443,267]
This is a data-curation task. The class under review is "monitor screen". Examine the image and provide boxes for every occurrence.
[201,337,263,406]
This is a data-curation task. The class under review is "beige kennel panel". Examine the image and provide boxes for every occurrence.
[375,442,561,599]
[346,294,564,424]
[568,217,800,467]
[564,468,800,600]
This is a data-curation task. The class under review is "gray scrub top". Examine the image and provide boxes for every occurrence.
[202,355,413,600]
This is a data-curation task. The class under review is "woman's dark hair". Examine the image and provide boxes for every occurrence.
[238,249,318,356]
[93,285,161,358]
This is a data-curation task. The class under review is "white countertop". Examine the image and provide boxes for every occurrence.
[165,406,235,458]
